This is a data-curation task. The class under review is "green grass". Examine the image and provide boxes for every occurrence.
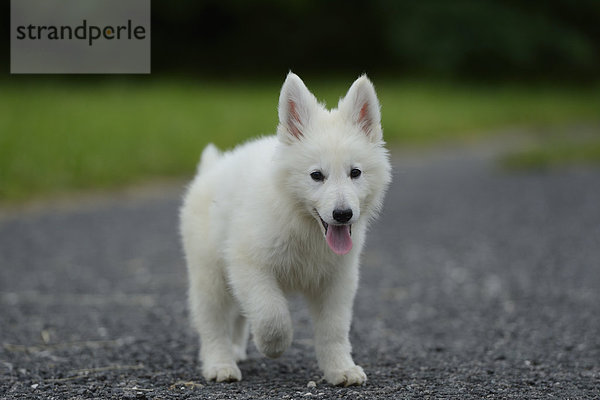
[1,79,599,202]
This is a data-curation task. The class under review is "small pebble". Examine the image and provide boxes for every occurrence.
[307,381,316,388]
[31,384,39,389]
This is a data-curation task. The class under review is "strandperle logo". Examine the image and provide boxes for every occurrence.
[15,19,147,47]
[11,0,150,74]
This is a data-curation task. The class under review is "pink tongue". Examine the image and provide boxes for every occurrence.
[326,225,353,255]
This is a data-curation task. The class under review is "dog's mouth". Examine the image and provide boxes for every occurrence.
[316,213,353,255]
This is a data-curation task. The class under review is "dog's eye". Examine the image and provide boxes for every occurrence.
[350,168,362,179]
[310,171,325,182]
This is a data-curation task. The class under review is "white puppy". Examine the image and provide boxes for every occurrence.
[180,73,391,386]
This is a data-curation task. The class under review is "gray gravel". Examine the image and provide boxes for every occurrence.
[1,145,599,399]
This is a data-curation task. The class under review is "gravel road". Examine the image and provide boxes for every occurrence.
[1,145,599,399]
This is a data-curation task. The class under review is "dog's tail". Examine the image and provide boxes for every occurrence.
[197,143,221,174]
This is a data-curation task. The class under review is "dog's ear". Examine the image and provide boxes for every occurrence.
[278,72,317,142]
[340,75,382,141]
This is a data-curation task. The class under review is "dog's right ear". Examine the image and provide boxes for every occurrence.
[278,72,317,142]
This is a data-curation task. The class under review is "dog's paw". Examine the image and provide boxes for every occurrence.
[324,365,367,386]
[253,316,293,359]
[202,363,242,383]
[254,328,292,358]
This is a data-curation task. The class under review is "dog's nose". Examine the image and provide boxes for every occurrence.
[332,208,353,223]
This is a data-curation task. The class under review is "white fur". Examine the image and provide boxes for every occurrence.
[180,72,391,386]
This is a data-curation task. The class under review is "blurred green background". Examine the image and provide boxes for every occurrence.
[1,0,600,203]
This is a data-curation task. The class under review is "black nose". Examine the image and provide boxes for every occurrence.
[332,208,353,223]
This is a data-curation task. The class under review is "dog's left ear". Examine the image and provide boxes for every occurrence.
[339,75,382,142]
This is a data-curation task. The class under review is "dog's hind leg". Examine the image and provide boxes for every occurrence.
[188,260,242,382]
[231,312,249,362]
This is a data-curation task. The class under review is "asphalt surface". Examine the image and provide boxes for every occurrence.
[1,145,599,399]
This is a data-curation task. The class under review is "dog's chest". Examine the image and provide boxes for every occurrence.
[267,229,343,291]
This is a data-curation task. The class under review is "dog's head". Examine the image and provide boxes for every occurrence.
[274,72,392,255]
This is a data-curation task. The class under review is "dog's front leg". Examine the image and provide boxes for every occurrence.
[307,264,366,386]
[227,264,293,359]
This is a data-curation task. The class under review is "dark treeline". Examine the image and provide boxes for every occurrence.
[4,0,599,81]
[150,0,599,81]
